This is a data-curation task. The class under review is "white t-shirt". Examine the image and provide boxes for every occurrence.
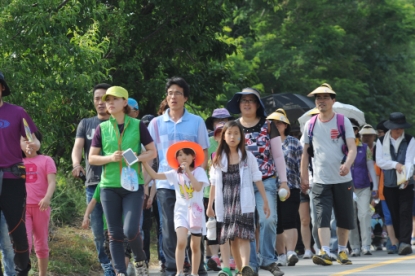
[301,114,355,184]
[164,167,209,227]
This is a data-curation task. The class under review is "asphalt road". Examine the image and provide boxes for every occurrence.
[149,247,415,276]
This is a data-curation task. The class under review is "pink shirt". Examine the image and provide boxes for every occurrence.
[23,155,57,205]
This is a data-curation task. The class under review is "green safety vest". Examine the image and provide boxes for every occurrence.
[100,115,143,188]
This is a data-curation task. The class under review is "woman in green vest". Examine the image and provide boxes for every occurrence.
[89,86,157,276]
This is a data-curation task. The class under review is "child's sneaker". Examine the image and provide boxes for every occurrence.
[134,261,149,276]
[229,258,236,270]
[207,256,221,271]
[217,267,232,276]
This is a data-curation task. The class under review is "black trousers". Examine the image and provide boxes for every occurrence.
[383,185,414,244]
[0,179,31,276]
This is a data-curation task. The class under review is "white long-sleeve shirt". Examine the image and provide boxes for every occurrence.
[376,133,415,181]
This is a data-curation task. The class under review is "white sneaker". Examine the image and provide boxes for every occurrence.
[362,245,372,255]
[127,262,136,276]
[287,253,299,266]
[303,250,313,259]
[350,248,360,257]
[276,254,287,266]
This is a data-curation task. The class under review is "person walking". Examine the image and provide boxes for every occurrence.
[300,83,357,266]
[143,141,209,276]
[207,121,270,276]
[348,119,378,256]
[0,71,40,276]
[267,109,303,267]
[71,83,115,276]
[21,131,56,276]
[89,86,157,276]
[226,88,288,276]
[147,77,209,276]
[376,112,415,255]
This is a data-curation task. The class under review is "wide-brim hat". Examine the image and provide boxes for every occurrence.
[266,108,290,125]
[384,112,412,129]
[166,141,205,169]
[102,86,129,101]
[0,72,11,97]
[226,87,267,117]
[205,108,234,131]
[359,124,377,135]
[307,83,336,97]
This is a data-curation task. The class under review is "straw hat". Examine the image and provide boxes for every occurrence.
[359,124,377,135]
[307,83,336,97]
[266,108,290,124]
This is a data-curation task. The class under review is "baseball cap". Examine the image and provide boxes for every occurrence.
[128,98,139,110]
[102,86,128,101]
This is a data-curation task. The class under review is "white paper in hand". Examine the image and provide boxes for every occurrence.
[396,165,406,186]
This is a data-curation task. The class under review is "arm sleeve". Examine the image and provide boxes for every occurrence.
[376,139,398,170]
[367,159,378,190]
[248,152,263,182]
[194,167,210,187]
[92,185,101,203]
[164,170,177,186]
[404,138,415,180]
[209,165,217,186]
[91,125,102,148]
[197,117,210,150]
[45,156,57,174]
[139,121,154,146]
[271,136,288,182]
[343,118,356,139]
[75,119,85,138]
[301,121,310,145]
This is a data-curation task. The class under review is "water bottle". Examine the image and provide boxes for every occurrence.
[206,217,217,240]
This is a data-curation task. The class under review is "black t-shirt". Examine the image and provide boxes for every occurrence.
[75,116,107,186]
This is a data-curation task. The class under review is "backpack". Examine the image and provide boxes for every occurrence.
[307,114,348,176]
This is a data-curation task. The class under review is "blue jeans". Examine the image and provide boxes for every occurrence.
[156,197,165,264]
[86,185,111,269]
[253,177,278,267]
[0,211,15,276]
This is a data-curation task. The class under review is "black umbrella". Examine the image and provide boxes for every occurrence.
[261,93,315,133]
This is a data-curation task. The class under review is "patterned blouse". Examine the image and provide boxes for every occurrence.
[236,117,275,179]
[280,135,303,189]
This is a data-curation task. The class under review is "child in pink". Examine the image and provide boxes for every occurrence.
[21,131,56,276]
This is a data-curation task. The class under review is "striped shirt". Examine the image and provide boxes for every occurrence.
[280,136,302,189]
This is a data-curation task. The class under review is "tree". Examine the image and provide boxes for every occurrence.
[223,0,415,125]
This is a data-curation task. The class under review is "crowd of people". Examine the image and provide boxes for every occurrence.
[0,72,414,276]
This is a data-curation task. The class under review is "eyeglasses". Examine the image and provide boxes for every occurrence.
[167,91,183,97]
[315,95,332,101]
[240,99,257,104]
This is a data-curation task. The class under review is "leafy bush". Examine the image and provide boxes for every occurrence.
[51,172,86,227]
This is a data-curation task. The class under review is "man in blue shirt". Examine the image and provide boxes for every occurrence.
[148,77,209,276]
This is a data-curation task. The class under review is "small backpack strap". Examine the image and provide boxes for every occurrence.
[336,114,348,163]
[308,115,318,138]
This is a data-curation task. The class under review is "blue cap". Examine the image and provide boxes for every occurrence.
[128,98,139,110]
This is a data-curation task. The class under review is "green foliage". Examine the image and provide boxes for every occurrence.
[51,172,86,226]
[222,0,415,126]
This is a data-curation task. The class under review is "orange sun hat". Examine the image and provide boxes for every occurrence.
[166,141,205,169]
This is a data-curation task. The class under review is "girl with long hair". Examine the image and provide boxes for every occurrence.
[207,121,270,276]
